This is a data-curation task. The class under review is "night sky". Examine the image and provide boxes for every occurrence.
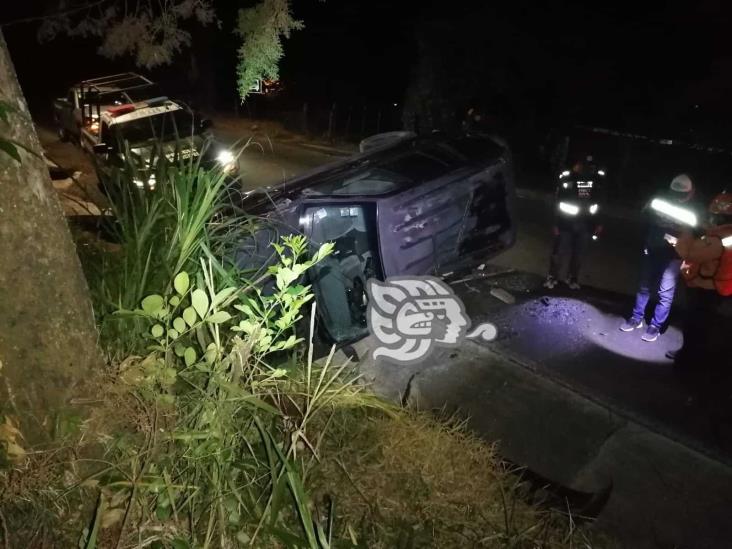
[3,0,732,140]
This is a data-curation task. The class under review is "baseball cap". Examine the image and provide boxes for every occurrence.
[670,174,693,194]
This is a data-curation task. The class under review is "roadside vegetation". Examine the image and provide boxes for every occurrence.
[0,147,602,548]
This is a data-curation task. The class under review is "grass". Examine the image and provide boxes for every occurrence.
[309,407,596,548]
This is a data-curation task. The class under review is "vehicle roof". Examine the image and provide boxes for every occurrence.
[101,100,183,126]
[77,72,153,91]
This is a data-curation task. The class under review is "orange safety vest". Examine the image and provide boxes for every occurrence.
[682,225,732,296]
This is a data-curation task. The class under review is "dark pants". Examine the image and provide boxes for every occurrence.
[549,225,591,281]
[676,289,732,427]
[630,252,680,328]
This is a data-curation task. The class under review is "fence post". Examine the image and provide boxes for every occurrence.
[327,102,336,142]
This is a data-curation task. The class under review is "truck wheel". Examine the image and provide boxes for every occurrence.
[57,127,69,142]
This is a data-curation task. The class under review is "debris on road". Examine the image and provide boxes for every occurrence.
[490,287,516,304]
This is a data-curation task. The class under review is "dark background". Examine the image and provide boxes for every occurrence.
[4,0,732,200]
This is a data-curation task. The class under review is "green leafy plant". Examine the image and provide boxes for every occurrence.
[236,0,303,101]
[78,236,371,548]
[87,142,252,351]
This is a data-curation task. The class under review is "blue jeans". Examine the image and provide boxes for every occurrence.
[631,252,681,328]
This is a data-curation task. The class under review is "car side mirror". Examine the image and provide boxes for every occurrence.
[93,143,110,154]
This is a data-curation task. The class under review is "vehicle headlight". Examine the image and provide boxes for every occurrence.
[133,173,156,190]
[589,203,598,214]
[216,150,237,173]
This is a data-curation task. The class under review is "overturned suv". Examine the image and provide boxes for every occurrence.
[236,132,516,343]
[91,96,237,190]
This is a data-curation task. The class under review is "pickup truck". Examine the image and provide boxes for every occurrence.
[53,73,158,146]
[90,96,238,191]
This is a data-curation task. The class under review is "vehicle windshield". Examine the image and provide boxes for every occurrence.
[113,109,197,145]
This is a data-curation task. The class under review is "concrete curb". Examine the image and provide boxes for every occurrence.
[351,335,732,548]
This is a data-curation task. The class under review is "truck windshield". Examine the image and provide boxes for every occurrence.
[113,110,196,145]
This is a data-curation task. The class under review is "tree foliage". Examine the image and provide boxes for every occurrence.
[35,0,304,101]
[235,0,302,101]
[38,0,217,69]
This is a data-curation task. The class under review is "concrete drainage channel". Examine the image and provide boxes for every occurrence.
[331,335,732,549]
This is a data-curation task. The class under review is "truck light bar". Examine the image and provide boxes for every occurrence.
[142,96,169,107]
[108,104,135,117]
[650,198,697,227]
[559,202,579,215]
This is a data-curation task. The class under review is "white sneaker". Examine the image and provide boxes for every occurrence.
[543,276,557,289]
[567,279,581,290]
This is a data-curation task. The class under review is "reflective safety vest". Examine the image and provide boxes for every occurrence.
[681,224,732,296]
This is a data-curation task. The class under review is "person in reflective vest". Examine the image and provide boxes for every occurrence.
[671,192,732,421]
[619,174,703,342]
[544,157,605,290]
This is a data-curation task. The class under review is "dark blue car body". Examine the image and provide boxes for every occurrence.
[238,133,516,342]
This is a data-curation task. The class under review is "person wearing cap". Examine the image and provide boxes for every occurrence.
[543,156,605,290]
[620,174,702,341]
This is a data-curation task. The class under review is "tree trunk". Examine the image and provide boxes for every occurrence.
[0,30,102,443]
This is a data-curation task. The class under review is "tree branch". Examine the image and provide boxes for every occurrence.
[0,0,112,28]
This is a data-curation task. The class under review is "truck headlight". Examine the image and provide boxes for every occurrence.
[133,173,156,190]
[216,150,237,173]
